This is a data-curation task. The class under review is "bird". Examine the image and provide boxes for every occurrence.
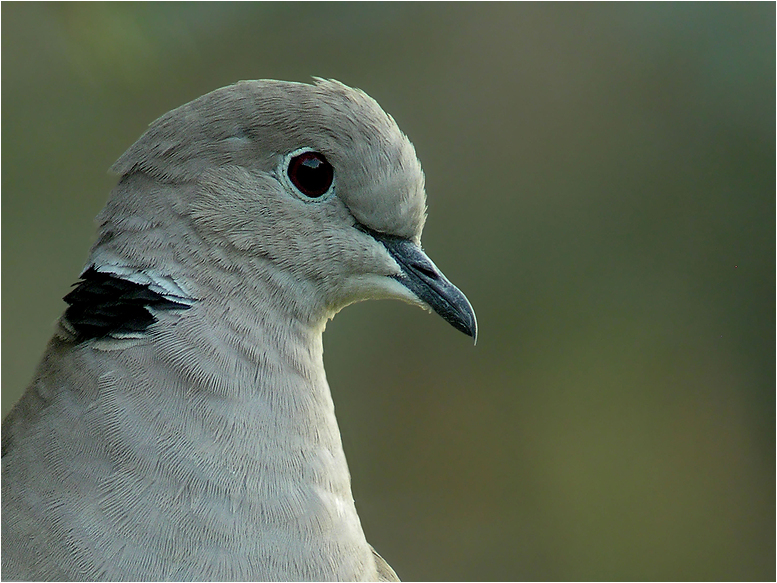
[1,78,476,581]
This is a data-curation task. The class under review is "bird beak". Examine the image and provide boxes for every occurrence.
[365,228,478,342]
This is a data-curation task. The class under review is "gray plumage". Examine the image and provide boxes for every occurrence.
[2,79,476,581]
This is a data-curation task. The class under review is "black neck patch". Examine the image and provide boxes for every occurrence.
[63,267,192,342]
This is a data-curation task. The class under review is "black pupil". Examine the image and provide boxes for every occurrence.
[288,151,333,198]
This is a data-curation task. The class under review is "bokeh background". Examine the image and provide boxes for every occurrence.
[2,3,774,580]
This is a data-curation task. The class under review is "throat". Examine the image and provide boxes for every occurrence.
[128,286,366,547]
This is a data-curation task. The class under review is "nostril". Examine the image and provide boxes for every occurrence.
[414,263,438,280]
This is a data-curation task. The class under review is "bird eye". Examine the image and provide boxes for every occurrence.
[287,150,334,198]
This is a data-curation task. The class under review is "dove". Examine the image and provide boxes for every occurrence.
[1,79,476,581]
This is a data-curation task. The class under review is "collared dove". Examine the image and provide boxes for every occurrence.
[1,79,476,582]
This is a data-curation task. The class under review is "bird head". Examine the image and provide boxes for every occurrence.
[95,79,476,340]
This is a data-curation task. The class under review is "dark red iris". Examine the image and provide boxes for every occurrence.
[287,151,333,198]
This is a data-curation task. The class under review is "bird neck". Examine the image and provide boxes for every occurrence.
[134,269,374,569]
[76,232,377,577]
[161,273,354,498]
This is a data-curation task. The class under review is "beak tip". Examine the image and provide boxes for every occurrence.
[463,312,479,345]
[448,302,477,344]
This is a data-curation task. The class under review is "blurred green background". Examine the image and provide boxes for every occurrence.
[2,3,774,580]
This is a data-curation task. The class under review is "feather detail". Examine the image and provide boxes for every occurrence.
[63,267,193,342]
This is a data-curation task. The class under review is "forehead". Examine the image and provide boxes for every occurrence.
[237,80,413,163]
